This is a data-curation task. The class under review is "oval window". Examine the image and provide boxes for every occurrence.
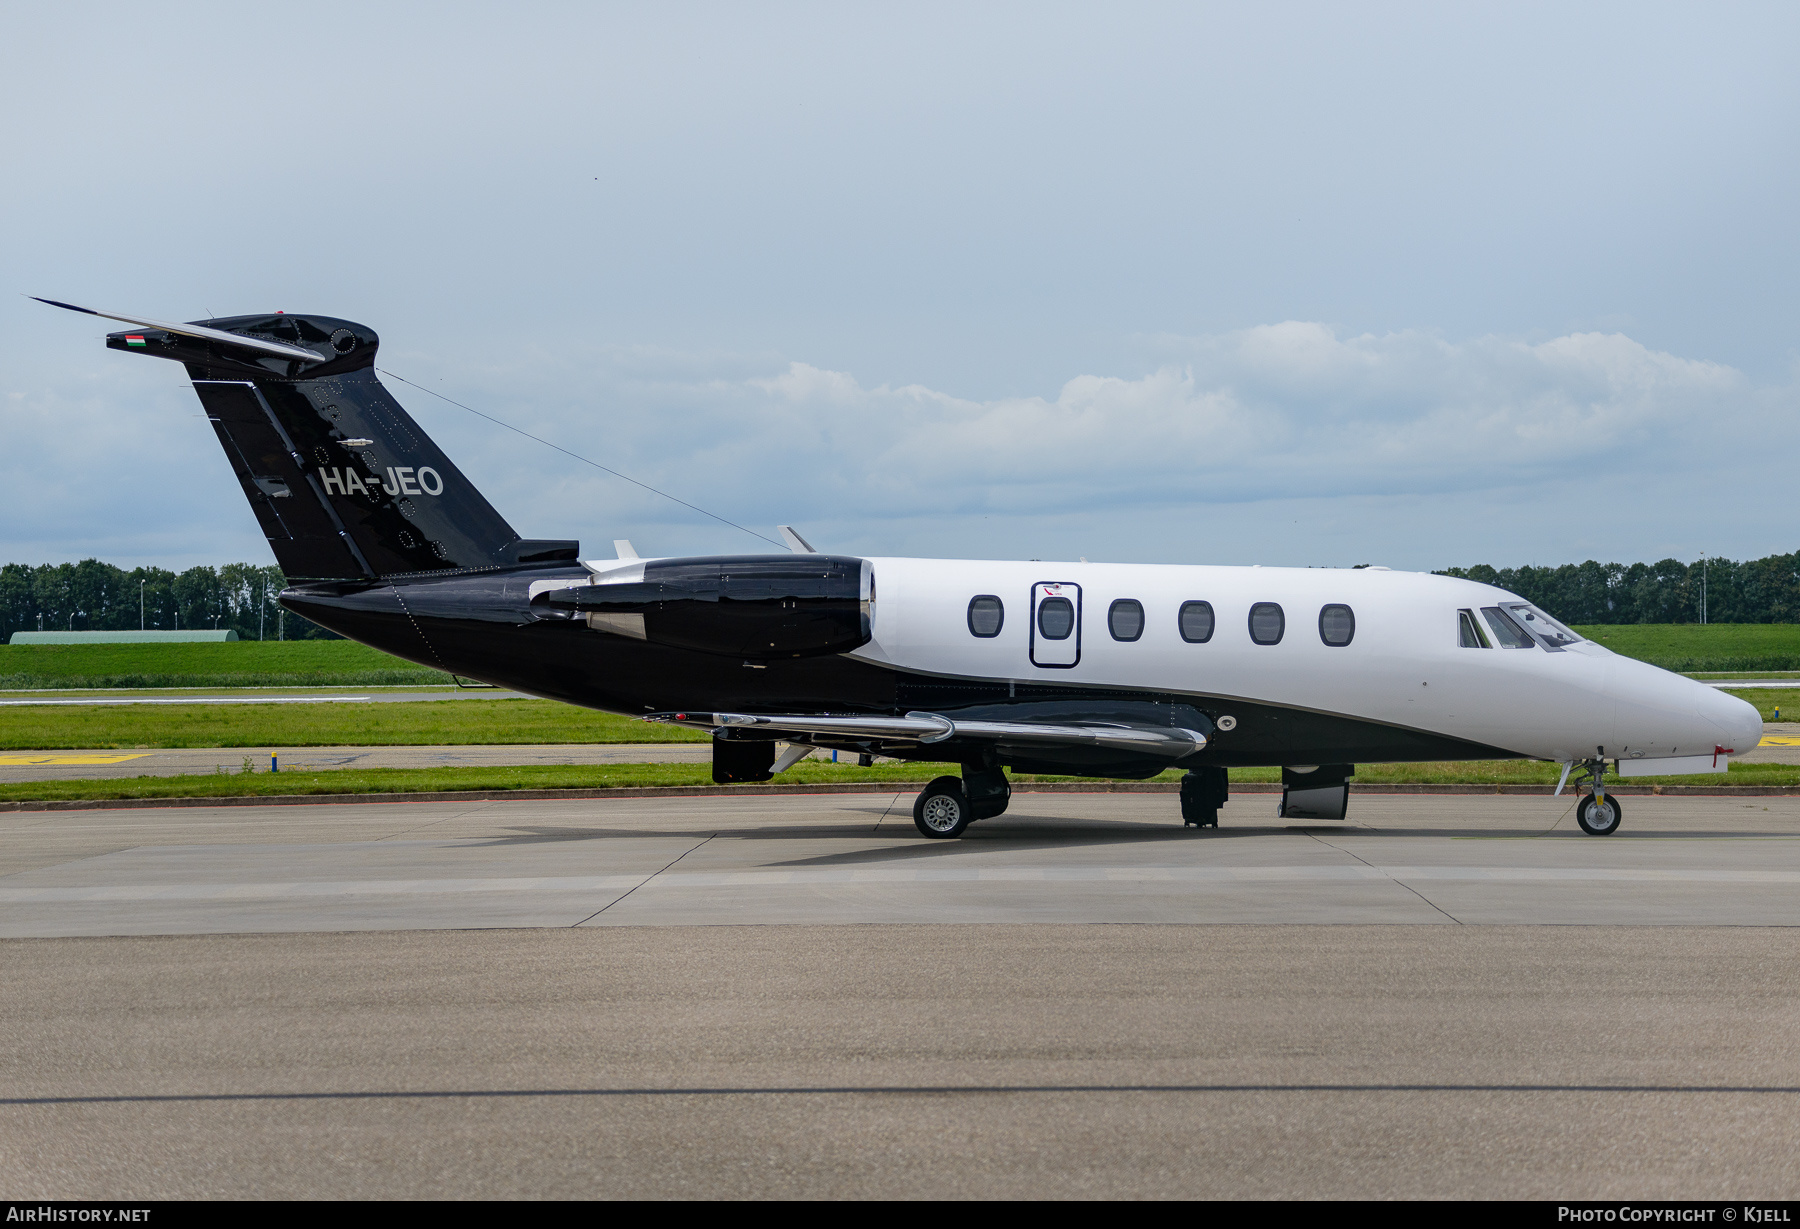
[1319,603,1355,646]
[1179,600,1214,643]
[967,595,1004,638]
[1107,598,1144,642]
[1037,596,1075,640]
[1249,602,1285,645]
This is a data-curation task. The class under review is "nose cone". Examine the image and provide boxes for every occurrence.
[1698,685,1763,757]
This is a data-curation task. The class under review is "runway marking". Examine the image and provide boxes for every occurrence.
[0,754,150,766]
[1759,735,1800,746]
[7,1082,1800,1107]
[7,863,1800,904]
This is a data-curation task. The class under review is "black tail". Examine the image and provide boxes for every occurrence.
[75,305,575,580]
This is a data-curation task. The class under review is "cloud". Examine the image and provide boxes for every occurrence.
[705,323,1763,515]
[3,322,1788,572]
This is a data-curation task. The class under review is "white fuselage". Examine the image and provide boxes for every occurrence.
[847,558,1761,766]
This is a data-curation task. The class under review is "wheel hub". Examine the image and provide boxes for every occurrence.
[922,795,963,832]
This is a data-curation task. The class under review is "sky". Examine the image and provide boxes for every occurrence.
[3,2,1798,573]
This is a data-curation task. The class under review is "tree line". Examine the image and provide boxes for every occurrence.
[0,560,338,641]
[7,550,1797,641]
[1435,552,1800,625]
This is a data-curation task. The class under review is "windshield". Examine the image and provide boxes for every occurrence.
[1499,601,1582,649]
[1481,606,1535,649]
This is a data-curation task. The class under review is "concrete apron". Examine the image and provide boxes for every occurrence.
[2,779,1794,812]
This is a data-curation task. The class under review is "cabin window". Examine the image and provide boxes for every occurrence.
[1037,596,1075,640]
[1318,604,1355,646]
[1178,600,1215,643]
[1458,609,1491,648]
[1249,602,1285,645]
[1481,606,1535,649]
[967,595,1004,638]
[1107,598,1145,642]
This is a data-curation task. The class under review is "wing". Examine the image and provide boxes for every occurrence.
[648,710,1207,759]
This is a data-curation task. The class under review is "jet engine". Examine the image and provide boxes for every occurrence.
[534,554,871,661]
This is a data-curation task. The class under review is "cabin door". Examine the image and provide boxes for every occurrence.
[1029,581,1082,668]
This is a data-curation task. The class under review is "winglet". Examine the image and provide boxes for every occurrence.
[778,525,816,553]
[613,539,640,559]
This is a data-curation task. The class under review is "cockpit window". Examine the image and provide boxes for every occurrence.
[1481,606,1536,649]
[1458,609,1491,648]
[1500,601,1581,649]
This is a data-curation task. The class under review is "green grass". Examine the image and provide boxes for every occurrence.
[5,758,1794,804]
[0,699,707,750]
[1574,624,1800,672]
[1,687,1787,751]
[0,640,449,688]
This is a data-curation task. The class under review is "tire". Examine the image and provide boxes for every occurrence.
[1577,793,1622,836]
[913,775,972,838]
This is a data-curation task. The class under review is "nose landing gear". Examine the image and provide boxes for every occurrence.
[1569,754,1623,836]
[1576,792,1623,836]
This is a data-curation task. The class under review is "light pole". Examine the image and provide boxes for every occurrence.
[139,579,145,631]
[1701,553,1708,626]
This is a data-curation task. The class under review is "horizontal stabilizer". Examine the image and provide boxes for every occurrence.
[31,297,329,364]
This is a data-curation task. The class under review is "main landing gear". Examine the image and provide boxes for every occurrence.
[913,762,1011,839]
[1180,766,1228,828]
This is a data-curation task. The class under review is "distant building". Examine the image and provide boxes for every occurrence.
[7,630,240,644]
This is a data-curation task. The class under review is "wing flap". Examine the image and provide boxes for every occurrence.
[648,711,1207,758]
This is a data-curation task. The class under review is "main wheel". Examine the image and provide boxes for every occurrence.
[1576,793,1622,836]
[913,775,972,838]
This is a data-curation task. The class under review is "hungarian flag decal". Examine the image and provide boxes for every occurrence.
[124,335,147,347]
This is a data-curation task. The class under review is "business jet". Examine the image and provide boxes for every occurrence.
[38,300,1762,838]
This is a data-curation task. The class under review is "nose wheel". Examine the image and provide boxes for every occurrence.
[1567,754,1624,836]
[1576,792,1622,836]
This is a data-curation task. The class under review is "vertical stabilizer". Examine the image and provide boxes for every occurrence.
[70,306,576,580]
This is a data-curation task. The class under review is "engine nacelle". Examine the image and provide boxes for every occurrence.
[535,554,872,660]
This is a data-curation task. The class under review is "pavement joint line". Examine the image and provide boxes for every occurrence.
[870,789,907,836]
[8,1083,1800,1107]
[574,832,718,925]
[1304,830,1465,925]
[373,797,502,843]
